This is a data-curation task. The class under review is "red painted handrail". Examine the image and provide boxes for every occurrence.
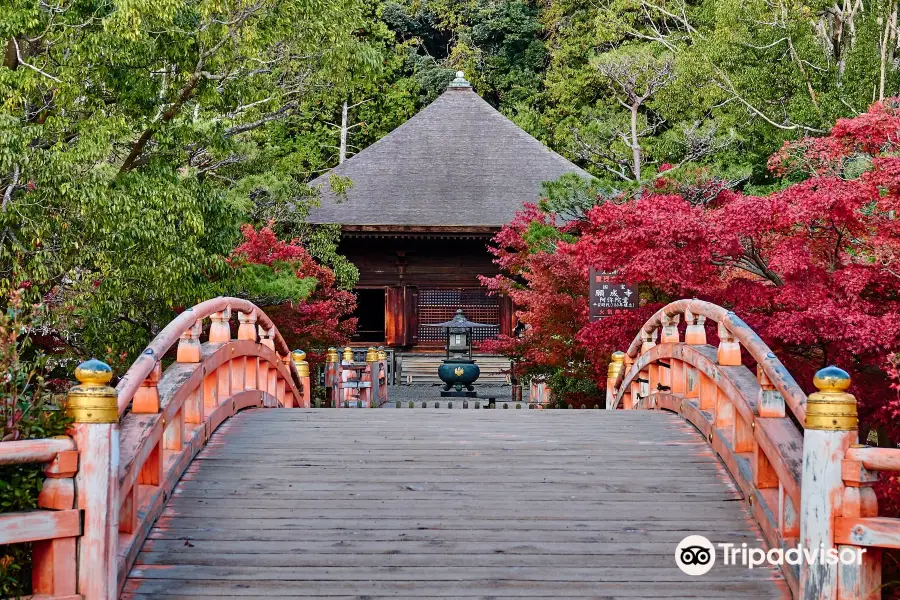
[4,296,311,600]
[613,299,898,600]
[0,438,76,466]
[115,297,292,415]
[623,299,808,423]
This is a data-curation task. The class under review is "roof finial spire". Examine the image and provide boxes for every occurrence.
[448,70,472,90]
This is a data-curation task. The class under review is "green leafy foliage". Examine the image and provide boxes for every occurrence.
[0,0,379,363]
[0,293,73,598]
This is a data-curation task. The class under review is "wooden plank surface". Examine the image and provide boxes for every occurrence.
[123,409,790,599]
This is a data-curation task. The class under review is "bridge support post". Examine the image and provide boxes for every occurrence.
[800,367,858,600]
[67,360,120,600]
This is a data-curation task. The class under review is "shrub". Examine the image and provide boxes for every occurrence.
[0,293,72,597]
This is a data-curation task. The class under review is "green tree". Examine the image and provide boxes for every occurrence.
[1,0,379,362]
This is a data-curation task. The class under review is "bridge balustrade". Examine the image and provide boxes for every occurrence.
[607,298,899,600]
[322,346,389,407]
[2,297,310,599]
[6,295,900,599]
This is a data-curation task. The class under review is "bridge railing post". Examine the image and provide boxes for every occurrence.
[363,347,378,407]
[638,328,656,401]
[605,351,625,409]
[684,309,706,345]
[716,321,741,366]
[660,313,679,344]
[209,307,232,343]
[237,309,257,341]
[377,347,389,405]
[291,350,311,407]
[324,347,339,407]
[67,359,119,600]
[176,319,202,363]
[799,366,858,600]
[341,347,359,407]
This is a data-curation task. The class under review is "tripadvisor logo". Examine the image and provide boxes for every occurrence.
[675,535,716,576]
[675,535,866,576]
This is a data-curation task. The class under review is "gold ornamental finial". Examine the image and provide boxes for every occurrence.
[326,347,339,363]
[377,346,387,361]
[67,359,119,423]
[806,366,857,431]
[365,347,378,362]
[342,347,354,362]
[291,349,309,377]
[607,351,626,379]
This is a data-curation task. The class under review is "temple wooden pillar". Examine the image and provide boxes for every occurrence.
[499,296,515,338]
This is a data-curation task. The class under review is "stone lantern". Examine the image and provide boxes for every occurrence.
[424,308,491,397]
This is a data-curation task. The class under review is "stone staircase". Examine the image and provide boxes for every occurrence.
[396,354,512,385]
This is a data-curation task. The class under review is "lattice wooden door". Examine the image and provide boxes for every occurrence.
[417,289,499,344]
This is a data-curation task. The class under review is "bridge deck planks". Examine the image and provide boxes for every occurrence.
[122,409,790,599]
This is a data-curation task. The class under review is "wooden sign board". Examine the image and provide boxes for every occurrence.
[589,269,638,321]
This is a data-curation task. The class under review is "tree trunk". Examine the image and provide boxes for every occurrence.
[881,2,898,100]
[630,102,641,181]
[339,101,348,165]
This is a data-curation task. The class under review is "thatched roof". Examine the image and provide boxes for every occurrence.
[306,73,590,228]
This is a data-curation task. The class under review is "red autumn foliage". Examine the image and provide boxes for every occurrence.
[484,100,900,507]
[232,225,356,363]
[479,207,587,370]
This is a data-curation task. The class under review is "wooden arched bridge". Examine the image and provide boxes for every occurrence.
[2,297,898,599]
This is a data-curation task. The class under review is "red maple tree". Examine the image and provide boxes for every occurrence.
[232,225,357,363]
[484,99,900,511]
[572,100,900,441]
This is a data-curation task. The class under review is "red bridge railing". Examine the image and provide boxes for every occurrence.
[1,297,311,599]
[7,296,899,600]
[607,299,899,600]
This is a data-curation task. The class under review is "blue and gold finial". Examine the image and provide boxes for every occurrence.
[607,351,626,379]
[291,350,309,377]
[68,359,118,423]
[806,366,857,431]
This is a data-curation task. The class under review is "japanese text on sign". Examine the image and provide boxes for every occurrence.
[589,269,638,321]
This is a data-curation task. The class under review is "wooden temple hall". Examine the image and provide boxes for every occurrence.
[308,72,589,355]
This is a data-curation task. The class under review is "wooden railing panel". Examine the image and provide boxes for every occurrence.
[115,297,296,415]
[114,337,301,593]
[835,517,900,549]
[0,510,81,545]
[2,297,313,600]
[0,439,81,599]
[622,299,807,423]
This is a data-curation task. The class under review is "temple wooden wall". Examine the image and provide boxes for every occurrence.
[340,237,499,288]
[340,236,514,349]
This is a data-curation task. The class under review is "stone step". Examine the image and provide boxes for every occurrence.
[397,355,512,385]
